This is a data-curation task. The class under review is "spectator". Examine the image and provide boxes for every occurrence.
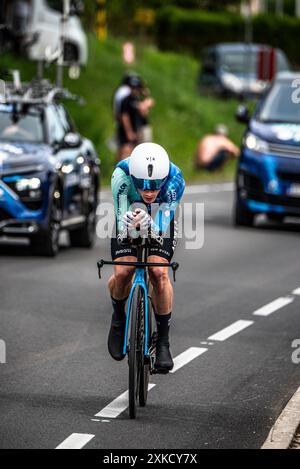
[113,72,138,121]
[116,75,144,160]
[113,74,155,161]
[136,85,155,144]
[195,124,240,172]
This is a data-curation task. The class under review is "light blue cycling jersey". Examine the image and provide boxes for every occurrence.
[111,157,185,235]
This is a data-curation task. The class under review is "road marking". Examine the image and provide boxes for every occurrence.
[55,286,298,445]
[95,384,156,419]
[95,390,129,419]
[170,347,208,373]
[207,320,254,342]
[56,433,95,450]
[93,347,209,418]
[253,297,294,317]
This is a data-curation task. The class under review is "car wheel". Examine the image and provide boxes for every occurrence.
[64,42,79,63]
[233,197,255,227]
[31,190,62,257]
[69,210,96,248]
[69,180,98,248]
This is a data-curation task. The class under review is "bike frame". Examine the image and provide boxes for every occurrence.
[97,242,179,359]
[123,265,149,356]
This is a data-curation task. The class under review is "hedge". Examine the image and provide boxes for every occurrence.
[155,6,300,65]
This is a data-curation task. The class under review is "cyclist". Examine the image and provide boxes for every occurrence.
[108,142,185,373]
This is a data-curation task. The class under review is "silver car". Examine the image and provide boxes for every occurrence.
[5,0,88,65]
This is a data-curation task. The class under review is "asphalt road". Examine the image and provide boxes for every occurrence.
[1,184,300,449]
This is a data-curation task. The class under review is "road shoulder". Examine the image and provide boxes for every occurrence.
[262,385,300,449]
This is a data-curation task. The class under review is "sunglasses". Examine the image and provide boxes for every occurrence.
[131,176,167,191]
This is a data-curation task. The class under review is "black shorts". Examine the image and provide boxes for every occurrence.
[205,150,229,172]
[117,125,138,146]
[111,221,178,263]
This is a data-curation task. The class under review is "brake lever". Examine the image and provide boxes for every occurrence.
[171,262,179,282]
[97,260,104,279]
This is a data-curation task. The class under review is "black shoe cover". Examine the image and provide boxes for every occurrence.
[154,338,174,373]
[108,316,126,361]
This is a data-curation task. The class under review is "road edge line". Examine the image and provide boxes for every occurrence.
[261,384,300,449]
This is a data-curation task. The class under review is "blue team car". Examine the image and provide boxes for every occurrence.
[234,72,300,226]
[0,80,100,255]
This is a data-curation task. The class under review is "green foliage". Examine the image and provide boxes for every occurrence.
[156,7,244,54]
[268,0,297,16]
[155,6,300,65]
[103,0,241,35]
[253,13,300,65]
[81,0,97,30]
[0,35,243,185]
[105,0,240,12]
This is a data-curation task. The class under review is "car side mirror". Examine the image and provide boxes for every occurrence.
[64,132,82,148]
[236,105,250,124]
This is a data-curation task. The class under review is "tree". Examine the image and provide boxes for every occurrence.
[81,0,97,30]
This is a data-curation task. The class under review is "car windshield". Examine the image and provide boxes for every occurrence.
[220,51,258,75]
[0,105,44,143]
[258,82,300,124]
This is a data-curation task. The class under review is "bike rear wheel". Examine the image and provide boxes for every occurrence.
[128,286,143,419]
[139,292,152,407]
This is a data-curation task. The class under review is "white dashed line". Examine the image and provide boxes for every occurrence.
[253,297,294,317]
[170,347,208,373]
[56,285,300,447]
[207,320,254,342]
[56,433,95,450]
[95,384,156,419]
[94,390,129,419]
[94,347,209,418]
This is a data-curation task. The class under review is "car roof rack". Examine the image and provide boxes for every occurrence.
[0,78,84,106]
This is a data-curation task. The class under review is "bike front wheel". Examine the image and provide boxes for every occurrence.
[128,286,143,419]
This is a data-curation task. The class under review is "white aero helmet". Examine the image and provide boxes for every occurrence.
[129,142,170,191]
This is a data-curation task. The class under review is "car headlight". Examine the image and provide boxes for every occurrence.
[243,132,269,153]
[62,164,74,174]
[16,177,41,192]
[221,72,243,93]
[249,80,267,94]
